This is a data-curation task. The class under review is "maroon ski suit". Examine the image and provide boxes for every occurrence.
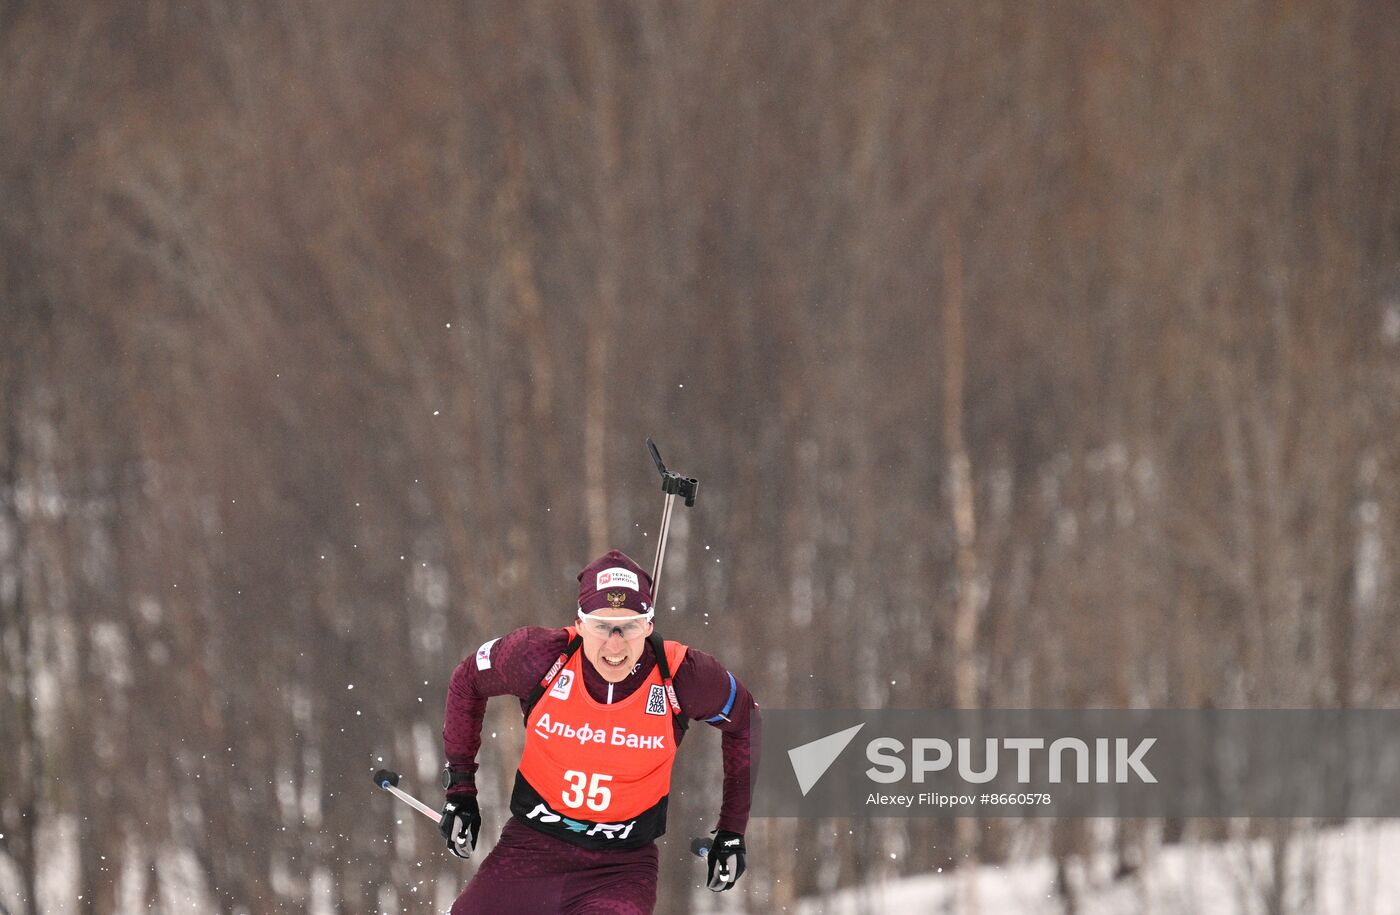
[443,626,759,914]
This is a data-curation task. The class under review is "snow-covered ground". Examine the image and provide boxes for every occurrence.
[795,821,1400,915]
[9,819,1399,913]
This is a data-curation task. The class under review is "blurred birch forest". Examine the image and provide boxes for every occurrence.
[3,2,1400,913]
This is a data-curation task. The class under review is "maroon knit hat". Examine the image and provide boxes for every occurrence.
[577,549,653,614]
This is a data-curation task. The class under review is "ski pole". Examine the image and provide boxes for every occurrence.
[645,438,699,609]
[378,766,710,866]
[372,769,441,824]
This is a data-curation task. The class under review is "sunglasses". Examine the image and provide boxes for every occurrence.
[577,608,654,639]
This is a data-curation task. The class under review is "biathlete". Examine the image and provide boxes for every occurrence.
[440,549,759,914]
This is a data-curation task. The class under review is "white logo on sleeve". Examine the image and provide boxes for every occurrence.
[549,669,575,700]
[596,568,640,592]
[476,638,500,671]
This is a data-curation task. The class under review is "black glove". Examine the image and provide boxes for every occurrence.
[438,794,481,859]
[706,830,746,892]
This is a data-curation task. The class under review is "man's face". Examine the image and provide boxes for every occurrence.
[576,609,654,683]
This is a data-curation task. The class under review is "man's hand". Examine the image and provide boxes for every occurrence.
[706,830,746,892]
[438,795,481,859]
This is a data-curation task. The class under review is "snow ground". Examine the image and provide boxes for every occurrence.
[6,819,1397,913]
[795,821,1400,915]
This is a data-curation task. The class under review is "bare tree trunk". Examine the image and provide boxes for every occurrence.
[584,328,610,557]
[1,398,38,915]
[0,270,42,914]
[581,5,621,559]
[1055,851,1079,915]
[944,223,980,712]
[942,218,983,912]
[1265,821,1292,915]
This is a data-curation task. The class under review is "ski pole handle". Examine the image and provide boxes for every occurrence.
[645,438,700,608]
[373,769,442,825]
[690,836,712,857]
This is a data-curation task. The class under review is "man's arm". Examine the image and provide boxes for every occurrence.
[442,626,569,796]
[674,647,761,835]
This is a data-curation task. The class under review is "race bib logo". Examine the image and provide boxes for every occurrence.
[476,638,499,671]
[549,669,574,700]
[646,684,669,716]
[533,712,667,749]
[524,802,636,841]
[596,568,640,592]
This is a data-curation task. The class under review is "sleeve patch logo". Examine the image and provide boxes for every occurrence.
[549,669,575,700]
[646,683,669,716]
[476,638,500,671]
[596,568,640,592]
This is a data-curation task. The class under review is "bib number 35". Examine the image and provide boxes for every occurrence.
[562,770,613,812]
